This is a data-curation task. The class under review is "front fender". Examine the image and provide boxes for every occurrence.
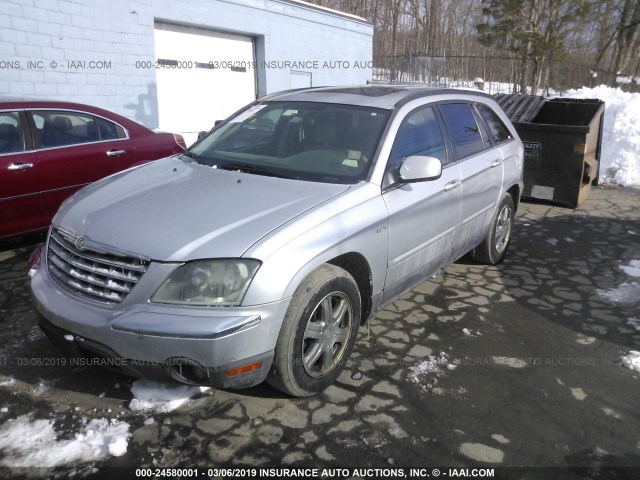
[242,184,389,306]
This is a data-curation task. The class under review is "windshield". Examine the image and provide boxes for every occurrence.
[187,102,390,184]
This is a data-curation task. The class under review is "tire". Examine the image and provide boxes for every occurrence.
[470,194,515,265]
[267,264,361,397]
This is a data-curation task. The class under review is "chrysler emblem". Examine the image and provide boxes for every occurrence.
[74,237,86,250]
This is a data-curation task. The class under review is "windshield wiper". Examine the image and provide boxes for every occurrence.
[219,163,279,177]
[181,150,198,160]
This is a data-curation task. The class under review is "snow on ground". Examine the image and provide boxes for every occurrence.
[407,351,457,384]
[0,415,130,468]
[623,351,640,374]
[620,260,640,278]
[129,379,210,413]
[563,86,640,188]
[596,260,640,304]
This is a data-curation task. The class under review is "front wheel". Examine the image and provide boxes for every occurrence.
[470,194,515,265]
[267,264,361,397]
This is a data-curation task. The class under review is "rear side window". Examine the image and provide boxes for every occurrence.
[0,111,24,154]
[96,117,126,140]
[32,111,125,148]
[438,103,485,159]
[476,103,513,145]
[390,105,447,170]
[33,111,100,148]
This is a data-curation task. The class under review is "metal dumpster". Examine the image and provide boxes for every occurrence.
[495,94,605,208]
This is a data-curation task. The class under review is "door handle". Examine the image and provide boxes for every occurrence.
[444,180,461,191]
[491,158,503,168]
[107,149,126,157]
[8,163,34,171]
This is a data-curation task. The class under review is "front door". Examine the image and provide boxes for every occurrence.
[382,104,462,302]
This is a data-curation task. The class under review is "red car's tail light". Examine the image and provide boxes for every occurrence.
[173,133,187,149]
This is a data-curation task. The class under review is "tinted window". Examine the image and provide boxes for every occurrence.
[0,112,24,154]
[389,106,446,170]
[33,111,100,148]
[439,103,485,159]
[476,103,513,144]
[96,117,126,140]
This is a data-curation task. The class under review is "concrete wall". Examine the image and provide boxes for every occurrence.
[0,0,373,128]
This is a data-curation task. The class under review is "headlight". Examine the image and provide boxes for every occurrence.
[151,259,260,306]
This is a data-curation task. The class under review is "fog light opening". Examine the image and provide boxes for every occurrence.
[168,358,210,384]
[226,361,262,377]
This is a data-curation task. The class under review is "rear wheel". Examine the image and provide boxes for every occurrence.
[267,264,361,397]
[470,194,515,265]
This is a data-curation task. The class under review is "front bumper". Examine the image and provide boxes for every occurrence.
[30,252,291,388]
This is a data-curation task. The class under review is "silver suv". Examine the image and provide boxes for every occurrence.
[29,86,524,397]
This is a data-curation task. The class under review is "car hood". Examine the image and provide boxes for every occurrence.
[53,157,350,261]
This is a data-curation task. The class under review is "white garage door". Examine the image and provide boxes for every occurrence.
[154,23,256,147]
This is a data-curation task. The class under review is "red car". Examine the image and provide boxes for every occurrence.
[0,97,186,238]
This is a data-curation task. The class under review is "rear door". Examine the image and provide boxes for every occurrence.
[475,102,521,195]
[29,110,135,222]
[0,110,41,237]
[438,102,502,257]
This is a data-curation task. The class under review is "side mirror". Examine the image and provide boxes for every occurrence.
[398,155,442,182]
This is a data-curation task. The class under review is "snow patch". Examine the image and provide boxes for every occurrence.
[129,379,210,413]
[407,352,454,383]
[0,377,16,387]
[596,282,640,304]
[622,351,640,373]
[597,260,640,304]
[627,318,640,332]
[620,260,640,278]
[0,415,130,467]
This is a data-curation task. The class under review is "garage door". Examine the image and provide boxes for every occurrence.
[154,23,256,147]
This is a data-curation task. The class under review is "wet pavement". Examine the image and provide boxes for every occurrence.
[0,186,639,477]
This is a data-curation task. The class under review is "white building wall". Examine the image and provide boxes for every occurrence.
[0,0,373,129]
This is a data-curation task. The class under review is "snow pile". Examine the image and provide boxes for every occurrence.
[563,86,640,187]
[0,416,130,467]
[129,379,210,413]
[622,351,640,374]
[596,259,640,304]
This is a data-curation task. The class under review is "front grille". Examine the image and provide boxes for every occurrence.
[47,227,148,305]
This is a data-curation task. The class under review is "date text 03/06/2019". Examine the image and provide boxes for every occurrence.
[134,467,496,478]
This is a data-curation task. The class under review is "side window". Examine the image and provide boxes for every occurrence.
[0,112,25,154]
[439,103,486,159]
[389,105,447,171]
[476,103,513,145]
[33,111,99,148]
[95,117,126,140]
